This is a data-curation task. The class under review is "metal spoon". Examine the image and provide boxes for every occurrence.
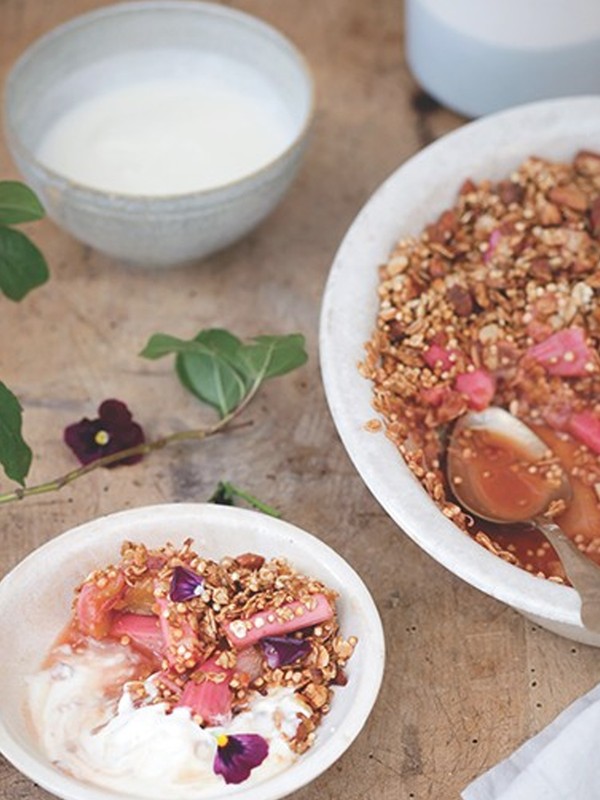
[447,407,600,632]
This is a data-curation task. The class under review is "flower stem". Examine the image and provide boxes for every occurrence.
[220,482,281,518]
[0,400,254,506]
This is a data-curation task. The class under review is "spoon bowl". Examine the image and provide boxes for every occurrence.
[448,407,600,632]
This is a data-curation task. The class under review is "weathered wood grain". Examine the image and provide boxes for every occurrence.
[1,2,599,799]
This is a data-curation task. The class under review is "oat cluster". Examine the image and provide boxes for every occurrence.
[361,150,600,573]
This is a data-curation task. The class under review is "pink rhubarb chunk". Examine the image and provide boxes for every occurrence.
[154,593,200,667]
[567,411,600,455]
[423,344,455,372]
[224,593,334,649]
[420,385,449,407]
[483,229,502,263]
[176,655,233,726]
[527,328,594,377]
[454,368,496,411]
[110,613,164,655]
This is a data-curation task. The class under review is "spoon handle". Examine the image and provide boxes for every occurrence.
[535,517,600,632]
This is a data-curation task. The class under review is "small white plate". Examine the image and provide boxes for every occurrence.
[0,503,384,800]
[320,95,600,645]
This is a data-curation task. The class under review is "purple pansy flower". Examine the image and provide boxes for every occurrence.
[64,399,145,468]
[169,565,205,602]
[260,636,311,668]
[213,733,268,784]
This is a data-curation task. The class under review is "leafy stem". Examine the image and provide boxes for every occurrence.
[0,327,308,506]
[0,410,251,506]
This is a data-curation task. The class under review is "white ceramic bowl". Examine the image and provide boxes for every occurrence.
[0,503,384,800]
[4,1,313,267]
[320,95,600,646]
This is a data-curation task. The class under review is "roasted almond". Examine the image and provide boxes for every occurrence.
[548,184,588,212]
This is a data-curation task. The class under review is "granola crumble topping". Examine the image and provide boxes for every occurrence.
[73,539,356,755]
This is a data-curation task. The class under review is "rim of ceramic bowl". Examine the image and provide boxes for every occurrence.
[0,503,385,800]
[319,95,600,630]
[4,0,315,210]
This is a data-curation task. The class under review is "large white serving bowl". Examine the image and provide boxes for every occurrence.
[320,96,600,646]
[4,2,313,267]
[0,503,384,800]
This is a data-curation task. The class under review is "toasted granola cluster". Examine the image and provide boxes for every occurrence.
[362,150,600,575]
[76,539,356,754]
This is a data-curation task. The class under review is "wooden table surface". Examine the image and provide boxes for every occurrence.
[1,1,599,798]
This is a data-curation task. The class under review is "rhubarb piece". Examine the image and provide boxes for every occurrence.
[76,570,126,639]
[176,655,233,725]
[155,593,201,669]
[224,593,334,649]
[567,411,600,455]
[260,636,311,668]
[235,647,264,683]
[423,344,455,372]
[483,229,502,263]
[527,328,594,377]
[110,612,164,656]
[454,368,496,411]
[420,384,449,407]
[117,575,155,615]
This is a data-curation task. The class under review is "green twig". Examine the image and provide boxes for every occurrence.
[0,406,254,507]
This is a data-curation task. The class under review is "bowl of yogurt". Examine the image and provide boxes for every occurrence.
[0,503,384,800]
[4,2,314,267]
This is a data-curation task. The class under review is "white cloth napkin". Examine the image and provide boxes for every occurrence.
[462,683,600,800]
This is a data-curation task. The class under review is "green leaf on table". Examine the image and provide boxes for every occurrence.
[238,334,308,381]
[141,329,249,417]
[0,381,32,486]
[140,328,308,418]
[0,181,45,225]
[0,226,49,300]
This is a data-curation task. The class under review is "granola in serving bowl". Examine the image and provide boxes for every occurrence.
[361,149,600,582]
[0,504,384,800]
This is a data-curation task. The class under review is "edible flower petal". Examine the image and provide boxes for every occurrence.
[64,399,145,467]
[213,733,268,785]
[169,565,205,602]
[260,635,311,668]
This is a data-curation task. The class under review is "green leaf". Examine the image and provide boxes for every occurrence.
[0,181,45,225]
[141,328,308,418]
[0,381,32,486]
[0,226,49,301]
[239,334,308,381]
[139,333,195,360]
[175,351,247,418]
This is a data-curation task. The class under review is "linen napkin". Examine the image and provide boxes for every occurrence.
[462,682,600,799]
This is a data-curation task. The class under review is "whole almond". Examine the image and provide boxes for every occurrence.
[539,202,562,226]
[235,553,265,571]
[548,184,588,212]
[574,150,600,177]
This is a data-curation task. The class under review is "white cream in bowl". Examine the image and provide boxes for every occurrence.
[28,641,309,798]
[35,51,296,196]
